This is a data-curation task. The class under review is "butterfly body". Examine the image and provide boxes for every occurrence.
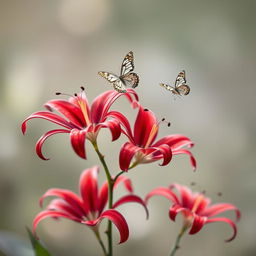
[160,70,190,96]
[98,51,139,93]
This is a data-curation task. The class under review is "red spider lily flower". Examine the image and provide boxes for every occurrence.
[118,105,196,171]
[145,183,240,242]
[33,166,148,244]
[21,89,138,160]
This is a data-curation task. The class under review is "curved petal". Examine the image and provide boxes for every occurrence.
[169,204,191,221]
[151,144,172,166]
[39,188,85,216]
[172,149,196,171]
[114,175,133,193]
[96,119,121,141]
[70,129,87,159]
[119,142,142,171]
[79,167,99,214]
[98,181,108,214]
[45,100,86,128]
[35,129,70,160]
[134,106,158,147]
[33,210,82,237]
[189,215,207,235]
[106,111,134,142]
[113,195,149,219]
[145,187,179,205]
[153,134,194,149]
[83,209,129,244]
[206,217,238,242]
[202,203,241,221]
[170,184,194,209]
[21,111,74,134]
[90,89,138,124]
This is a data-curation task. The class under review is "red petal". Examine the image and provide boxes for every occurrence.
[169,204,190,221]
[113,195,149,219]
[70,129,87,159]
[206,217,238,242]
[33,210,82,237]
[145,187,179,205]
[202,203,241,221]
[119,142,141,171]
[172,149,197,171]
[114,175,133,193]
[21,111,74,134]
[98,181,108,214]
[83,209,129,244]
[189,215,207,235]
[79,167,99,214]
[39,188,85,216]
[134,106,158,147]
[35,129,70,160]
[106,111,134,142]
[97,119,121,141]
[151,144,172,166]
[90,89,138,124]
[45,100,86,128]
[153,134,194,149]
[170,184,194,208]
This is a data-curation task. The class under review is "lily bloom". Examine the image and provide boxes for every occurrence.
[118,106,196,171]
[33,166,148,244]
[21,88,138,160]
[145,183,240,242]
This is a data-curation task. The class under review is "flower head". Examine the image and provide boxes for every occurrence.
[22,89,138,160]
[145,183,240,242]
[119,105,196,171]
[33,166,148,244]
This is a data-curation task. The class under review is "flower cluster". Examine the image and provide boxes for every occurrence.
[22,82,240,255]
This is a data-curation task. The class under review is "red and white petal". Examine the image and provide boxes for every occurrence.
[83,209,129,244]
[45,100,86,128]
[172,149,197,171]
[35,129,70,160]
[151,144,172,166]
[39,188,85,216]
[202,203,241,221]
[33,210,82,237]
[145,187,179,205]
[119,142,142,171]
[21,111,74,134]
[170,184,194,208]
[206,217,238,242]
[189,215,207,235]
[79,167,99,214]
[169,204,191,221]
[96,119,121,141]
[70,129,87,159]
[113,195,149,219]
[134,106,158,147]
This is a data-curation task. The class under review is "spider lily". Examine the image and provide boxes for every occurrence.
[145,183,240,242]
[118,106,196,171]
[21,89,138,160]
[33,166,148,244]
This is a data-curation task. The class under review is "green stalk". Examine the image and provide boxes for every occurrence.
[169,226,187,256]
[92,141,114,256]
[94,229,108,256]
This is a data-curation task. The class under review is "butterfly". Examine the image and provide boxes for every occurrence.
[98,51,139,93]
[160,70,190,96]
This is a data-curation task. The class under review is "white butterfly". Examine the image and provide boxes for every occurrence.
[160,70,190,96]
[98,51,139,93]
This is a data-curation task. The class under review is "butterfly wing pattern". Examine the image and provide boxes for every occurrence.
[160,70,190,96]
[98,51,139,93]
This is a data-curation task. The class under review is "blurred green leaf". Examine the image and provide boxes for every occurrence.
[26,228,52,256]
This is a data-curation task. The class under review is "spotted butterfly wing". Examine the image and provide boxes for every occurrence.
[175,70,190,95]
[98,72,127,93]
[159,83,179,95]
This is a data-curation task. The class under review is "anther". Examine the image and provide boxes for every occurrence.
[162,118,165,121]
[80,86,85,91]
[217,192,223,197]
[168,122,171,127]
[55,92,61,95]
[190,182,196,186]
[74,93,78,97]
[144,108,149,111]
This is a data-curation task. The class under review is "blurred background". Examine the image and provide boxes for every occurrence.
[0,0,256,255]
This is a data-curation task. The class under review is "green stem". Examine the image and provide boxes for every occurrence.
[94,230,108,256]
[92,141,114,256]
[169,226,187,256]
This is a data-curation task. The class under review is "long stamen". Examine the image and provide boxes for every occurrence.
[76,87,91,125]
[144,124,159,148]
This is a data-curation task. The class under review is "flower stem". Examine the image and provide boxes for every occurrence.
[92,141,114,256]
[94,230,108,256]
[169,226,187,256]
